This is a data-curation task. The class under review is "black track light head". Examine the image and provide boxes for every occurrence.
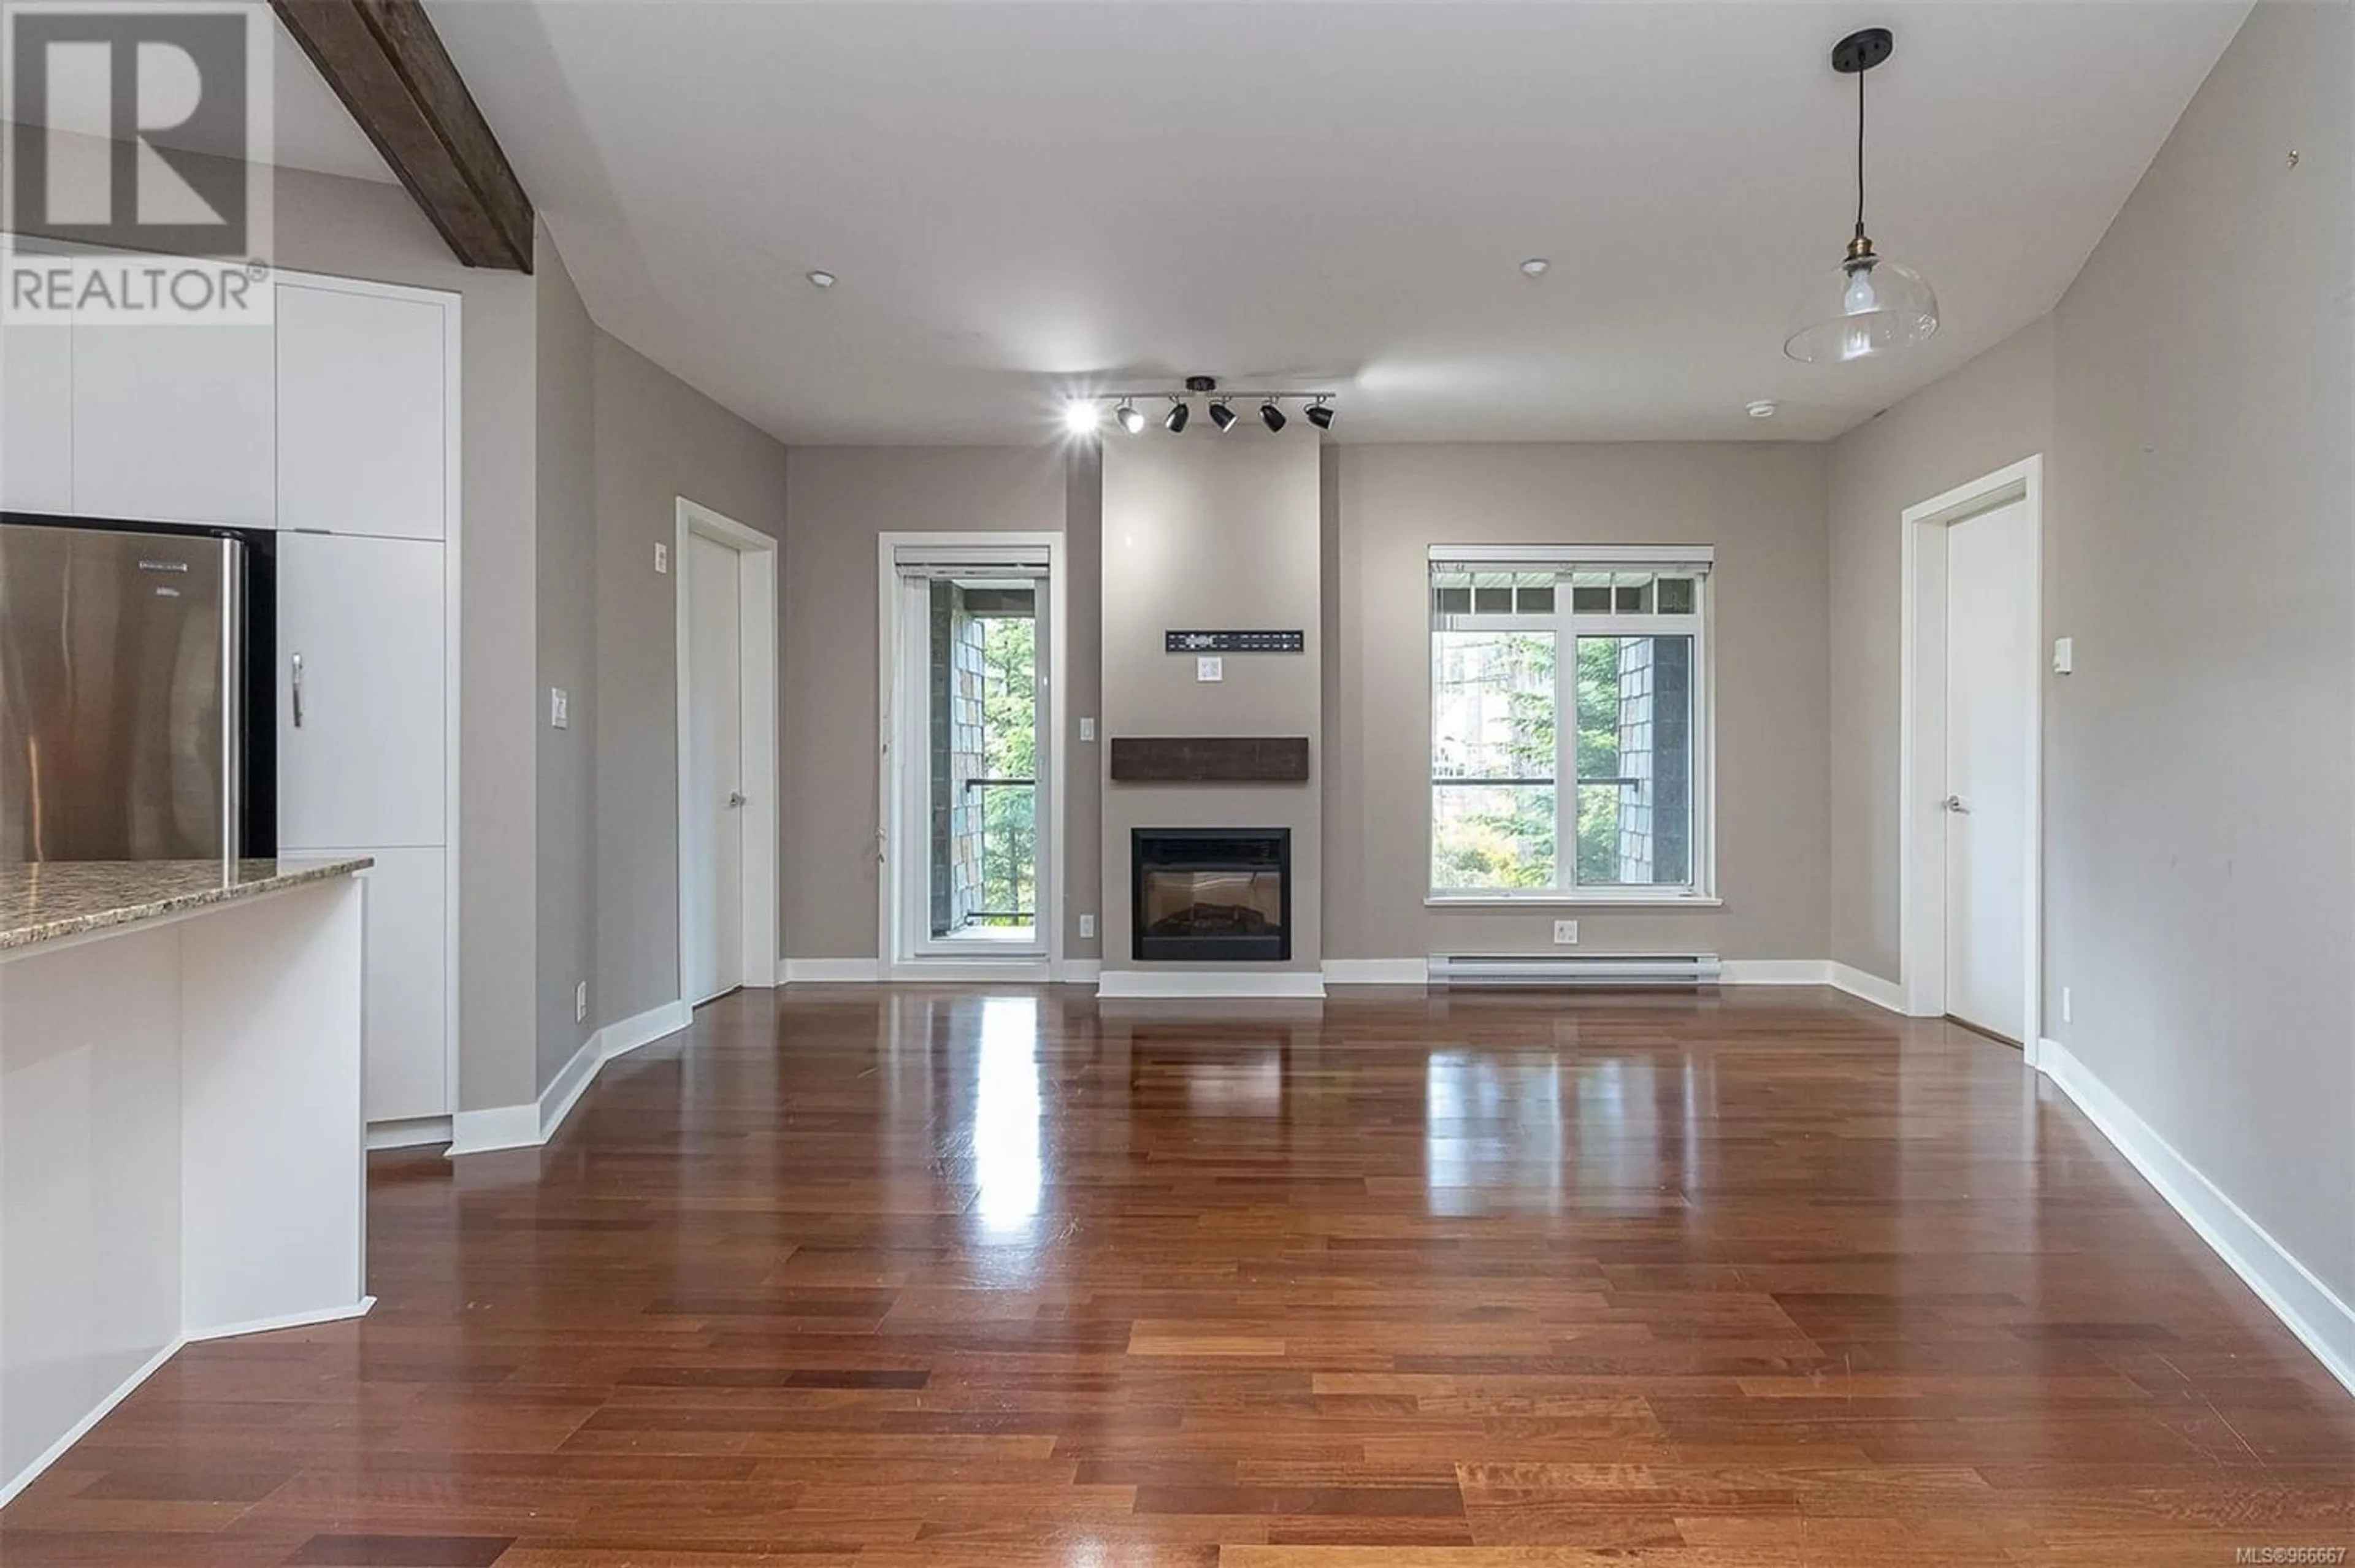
[1164,399,1190,434]
[1208,399,1237,432]
[1259,399,1287,433]
[1306,399,1335,430]
[1115,399,1145,435]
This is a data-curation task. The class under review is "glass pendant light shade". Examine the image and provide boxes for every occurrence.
[1786,28,1938,364]
[1784,250,1938,362]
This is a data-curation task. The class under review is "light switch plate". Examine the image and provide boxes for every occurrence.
[550,687,569,729]
[654,541,668,575]
[1197,656,1223,683]
[575,982,588,1023]
[1079,716,1096,741]
[2052,636,2074,675]
[1079,914,1096,939]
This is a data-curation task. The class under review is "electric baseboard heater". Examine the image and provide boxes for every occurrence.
[1427,952,1723,989]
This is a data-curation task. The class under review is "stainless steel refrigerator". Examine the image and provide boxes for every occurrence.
[0,518,255,863]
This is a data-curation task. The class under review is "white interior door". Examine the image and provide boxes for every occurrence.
[683,532,744,1004]
[1942,499,2032,1041]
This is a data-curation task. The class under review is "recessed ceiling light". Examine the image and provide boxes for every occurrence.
[806,270,836,288]
[1747,400,1779,419]
[1520,258,1550,277]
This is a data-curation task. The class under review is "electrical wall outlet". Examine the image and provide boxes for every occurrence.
[1079,913,1096,939]
[1079,716,1096,741]
[575,981,588,1023]
[1553,919,1579,945]
[2061,986,2073,1024]
[1197,656,1223,683]
[550,687,569,729]
[654,541,668,574]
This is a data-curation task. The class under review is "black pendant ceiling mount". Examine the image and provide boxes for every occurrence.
[1784,26,1940,363]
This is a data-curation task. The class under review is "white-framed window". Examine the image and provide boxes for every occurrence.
[1428,544,1714,902]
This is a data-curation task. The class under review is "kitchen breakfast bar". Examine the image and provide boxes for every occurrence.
[0,859,373,1504]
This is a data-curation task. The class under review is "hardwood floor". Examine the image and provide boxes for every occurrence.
[4,984,2349,1565]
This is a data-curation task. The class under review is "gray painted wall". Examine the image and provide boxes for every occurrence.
[534,226,597,1092]
[2045,1,2352,1304]
[1825,319,2057,979]
[272,165,542,1113]
[1824,2,2352,1310]
[1323,443,1831,962]
[590,335,791,1037]
[1100,435,1326,974]
[780,447,1086,961]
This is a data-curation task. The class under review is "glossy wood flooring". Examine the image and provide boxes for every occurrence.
[5,985,2351,1566]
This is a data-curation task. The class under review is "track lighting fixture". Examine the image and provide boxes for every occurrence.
[1063,378,1336,436]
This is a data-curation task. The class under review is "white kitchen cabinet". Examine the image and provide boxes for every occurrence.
[319,845,450,1123]
[1,323,74,513]
[275,283,448,540]
[70,319,275,527]
[276,532,446,850]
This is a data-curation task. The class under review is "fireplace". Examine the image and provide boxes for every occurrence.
[1132,828,1292,962]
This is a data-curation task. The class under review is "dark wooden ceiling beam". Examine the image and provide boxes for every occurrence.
[270,0,534,272]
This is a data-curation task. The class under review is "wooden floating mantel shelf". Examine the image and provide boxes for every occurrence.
[1108,736,1312,784]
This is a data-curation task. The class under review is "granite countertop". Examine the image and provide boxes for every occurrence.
[0,858,375,954]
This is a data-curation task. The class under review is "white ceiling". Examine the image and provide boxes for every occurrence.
[261,14,400,187]
[416,1,2246,445]
[10,6,398,186]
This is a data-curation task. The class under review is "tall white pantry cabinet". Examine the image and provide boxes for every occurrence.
[0,271,463,1132]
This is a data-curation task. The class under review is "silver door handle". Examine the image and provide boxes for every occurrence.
[1940,794,1969,814]
[727,791,746,808]
[291,653,305,729]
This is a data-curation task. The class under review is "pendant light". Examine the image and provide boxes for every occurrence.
[1784,27,1938,363]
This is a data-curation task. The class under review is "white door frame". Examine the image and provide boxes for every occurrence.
[1898,454,2044,1065]
[675,498,780,1003]
[876,531,1068,981]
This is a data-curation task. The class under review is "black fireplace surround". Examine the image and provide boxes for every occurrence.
[1132,828,1292,963]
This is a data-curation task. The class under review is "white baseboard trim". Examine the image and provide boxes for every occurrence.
[2039,1038,2355,1399]
[779,958,882,983]
[1322,958,1429,986]
[447,1101,538,1158]
[0,1294,383,1507]
[366,1115,452,1151]
[1097,970,1328,1000]
[534,1028,607,1146]
[1829,962,1906,1013]
[450,998,692,1158]
[601,998,694,1061]
[0,1336,183,1507]
[186,1296,375,1344]
[1055,959,1103,984]
[1718,959,1829,986]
